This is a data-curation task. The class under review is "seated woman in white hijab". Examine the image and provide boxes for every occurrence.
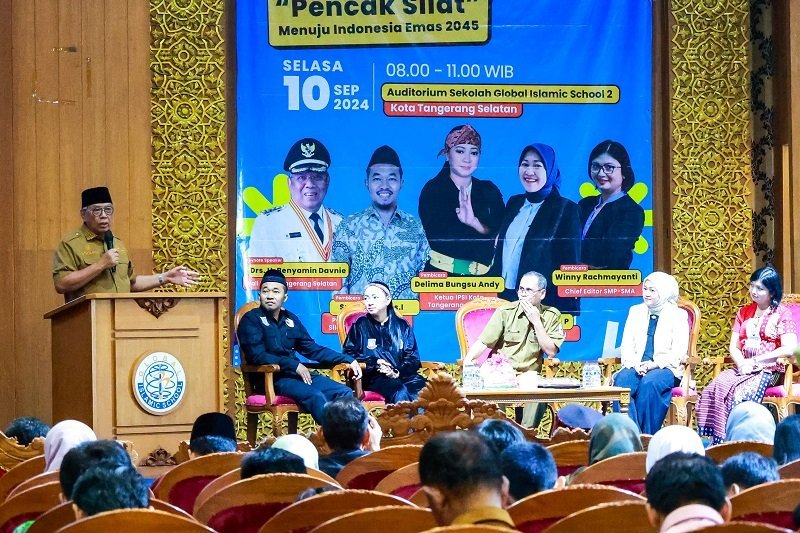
[613,272,689,434]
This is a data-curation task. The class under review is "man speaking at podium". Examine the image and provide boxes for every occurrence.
[53,187,200,302]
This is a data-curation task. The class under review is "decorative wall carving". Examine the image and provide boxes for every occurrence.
[670,1,753,362]
[149,0,231,425]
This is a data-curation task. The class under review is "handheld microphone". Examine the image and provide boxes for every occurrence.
[103,231,116,273]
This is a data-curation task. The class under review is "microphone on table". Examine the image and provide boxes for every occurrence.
[104,231,116,274]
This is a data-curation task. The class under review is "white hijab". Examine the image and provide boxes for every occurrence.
[644,271,680,315]
[271,434,319,470]
[646,425,705,473]
[44,420,97,472]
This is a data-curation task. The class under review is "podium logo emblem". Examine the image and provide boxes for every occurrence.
[132,352,186,415]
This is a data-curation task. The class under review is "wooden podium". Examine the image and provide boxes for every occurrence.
[44,292,226,458]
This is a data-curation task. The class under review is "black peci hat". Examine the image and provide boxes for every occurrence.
[260,268,288,289]
[81,187,112,207]
[367,145,402,171]
[190,412,236,442]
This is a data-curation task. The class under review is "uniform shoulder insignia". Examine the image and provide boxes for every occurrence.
[260,205,286,216]
[327,207,343,217]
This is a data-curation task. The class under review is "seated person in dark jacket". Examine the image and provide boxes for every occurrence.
[343,281,427,403]
[237,269,362,423]
[318,396,381,478]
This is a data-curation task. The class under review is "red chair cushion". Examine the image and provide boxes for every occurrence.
[671,387,697,398]
[362,391,386,402]
[515,517,560,533]
[602,479,645,494]
[736,511,795,529]
[346,469,394,490]
[464,308,500,365]
[168,475,217,514]
[209,502,288,533]
[344,312,367,334]
[245,395,298,407]
[556,465,583,477]
[764,386,788,398]
[0,512,40,533]
[392,483,421,500]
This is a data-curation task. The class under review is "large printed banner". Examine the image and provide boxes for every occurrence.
[235,0,653,363]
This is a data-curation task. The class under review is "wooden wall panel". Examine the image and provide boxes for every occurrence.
[0,0,153,423]
[0,0,15,425]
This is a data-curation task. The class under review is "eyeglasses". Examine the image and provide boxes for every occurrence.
[517,287,543,294]
[85,206,114,217]
[590,163,621,175]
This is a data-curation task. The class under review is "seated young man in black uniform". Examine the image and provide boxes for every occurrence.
[237,269,361,422]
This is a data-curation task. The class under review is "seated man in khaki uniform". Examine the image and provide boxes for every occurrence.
[465,270,565,427]
[53,187,199,302]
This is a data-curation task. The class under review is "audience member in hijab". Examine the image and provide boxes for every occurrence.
[472,419,525,456]
[773,414,800,465]
[44,420,97,472]
[724,401,776,444]
[614,272,688,434]
[272,434,319,470]
[188,412,237,458]
[645,452,730,532]
[491,143,581,315]
[646,425,705,473]
[568,413,643,482]
[720,452,779,496]
[4,417,49,447]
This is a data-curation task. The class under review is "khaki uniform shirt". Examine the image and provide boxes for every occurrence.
[451,506,516,528]
[53,225,135,302]
[478,301,565,372]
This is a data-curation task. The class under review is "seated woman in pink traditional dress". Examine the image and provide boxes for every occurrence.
[697,267,798,444]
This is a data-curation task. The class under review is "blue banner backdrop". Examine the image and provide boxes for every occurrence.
[234,0,653,365]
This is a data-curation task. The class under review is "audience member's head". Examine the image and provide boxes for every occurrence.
[473,419,525,456]
[189,412,237,458]
[44,420,98,472]
[588,413,642,465]
[720,452,779,495]
[189,435,237,456]
[322,396,369,452]
[240,447,306,479]
[272,434,319,470]
[71,466,149,517]
[4,417,50,447]
[774,414,800,465]
[419,431,509,526]
[725,402,776,444]
[646,425,705,473]
[501,442,557,503]
[645,452,730,530]
[60,440,133,500]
